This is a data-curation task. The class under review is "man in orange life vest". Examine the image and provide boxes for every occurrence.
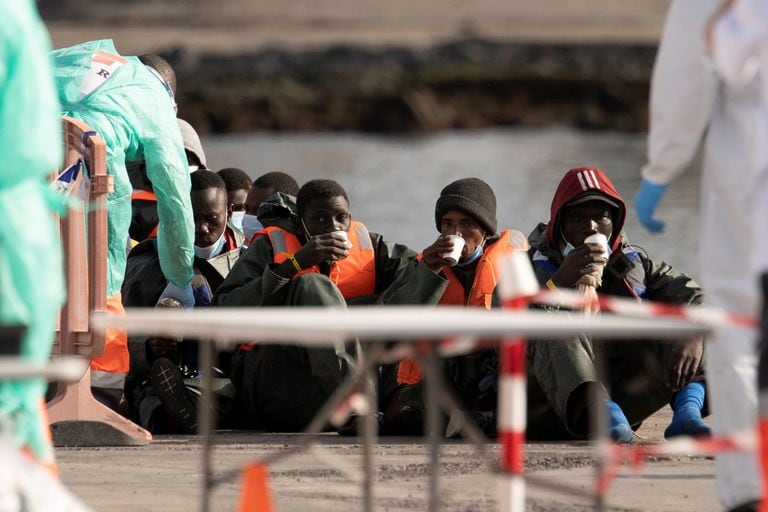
[214,179,446,431]
[384,177,529,436]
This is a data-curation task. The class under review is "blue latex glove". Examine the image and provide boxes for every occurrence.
[158,281,195,309]
[191,274,213,307]
[635,179,669,234]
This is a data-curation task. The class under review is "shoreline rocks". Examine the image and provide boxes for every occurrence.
[172,39,656,134]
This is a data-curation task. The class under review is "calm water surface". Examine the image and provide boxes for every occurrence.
[204,127,701,272]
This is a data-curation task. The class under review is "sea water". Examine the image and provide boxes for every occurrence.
[204,127,700,271]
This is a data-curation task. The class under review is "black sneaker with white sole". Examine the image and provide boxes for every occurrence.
[150,357,198,434]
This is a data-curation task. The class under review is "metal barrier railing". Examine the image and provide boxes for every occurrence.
[48,116,151,447]
[92,291,713,512]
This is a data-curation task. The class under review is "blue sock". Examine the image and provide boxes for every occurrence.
[605,399,633,443]
[664,381,712,439]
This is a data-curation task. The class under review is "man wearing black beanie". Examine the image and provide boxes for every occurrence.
[382,177,529,436]
[434,177,499,236]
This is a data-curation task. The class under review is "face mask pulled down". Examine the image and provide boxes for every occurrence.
[242,214,263,242]
[194,232,226,259]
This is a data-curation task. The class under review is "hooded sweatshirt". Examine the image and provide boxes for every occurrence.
[529,167,703,305]
[545,166,626,254]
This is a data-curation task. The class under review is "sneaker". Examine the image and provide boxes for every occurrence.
[605,399,633,444]
[150,357,198,434]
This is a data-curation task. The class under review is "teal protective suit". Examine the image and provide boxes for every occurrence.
[0,0,65,460]
[52,39,194,297]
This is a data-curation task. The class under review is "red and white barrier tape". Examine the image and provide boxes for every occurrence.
[532,289,757,329]
[595,430,756,497]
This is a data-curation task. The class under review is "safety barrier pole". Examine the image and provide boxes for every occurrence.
[761,415,768,512]
[362,347,378,512]
[497,252,540,512]
[423,347,442,512]
[48,117,151,447]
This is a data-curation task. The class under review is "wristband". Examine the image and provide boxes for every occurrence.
[546,278,558,291]
[283,252,302,273]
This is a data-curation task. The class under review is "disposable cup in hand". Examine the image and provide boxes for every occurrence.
[584,233,609,260]
[331,230,353,249]
[442,234,465,266]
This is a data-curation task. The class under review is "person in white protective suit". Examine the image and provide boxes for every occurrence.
[709,1,768,510]
[635,1,763,510]
[51,40,195,410]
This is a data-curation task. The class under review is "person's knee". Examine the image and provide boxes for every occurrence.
[291,273,346,306]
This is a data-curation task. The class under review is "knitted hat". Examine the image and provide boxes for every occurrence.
[434,178,497,235]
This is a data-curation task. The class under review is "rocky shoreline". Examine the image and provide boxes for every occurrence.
[170,39,657,134]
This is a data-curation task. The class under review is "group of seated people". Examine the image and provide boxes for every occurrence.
[119,136,711,443]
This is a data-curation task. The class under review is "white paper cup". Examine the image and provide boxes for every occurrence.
[331,230,353,249]
[442,234,465,266]
[584,233,609,259]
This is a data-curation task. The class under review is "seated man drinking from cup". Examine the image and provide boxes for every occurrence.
[526,166,710,442]
[383,177,529,435]
[214,178,445,431]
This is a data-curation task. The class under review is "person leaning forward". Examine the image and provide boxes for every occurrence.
[213,179,445,431]
[51,40,195,410]
[526,166,710,442]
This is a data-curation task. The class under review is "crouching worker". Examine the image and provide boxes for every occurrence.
[383,178,529,436]
[527,166,710,442]
[122,170,244,432]
[214,179,444,432]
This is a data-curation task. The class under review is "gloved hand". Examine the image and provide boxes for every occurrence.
[191,274,213,307]
[635,179,669,234]
[158,281,195,309]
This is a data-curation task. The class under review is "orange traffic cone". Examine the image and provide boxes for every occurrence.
[238,463,275,512]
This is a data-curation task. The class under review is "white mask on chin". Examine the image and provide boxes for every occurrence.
[230,211,245,233]
[194,231,226,259]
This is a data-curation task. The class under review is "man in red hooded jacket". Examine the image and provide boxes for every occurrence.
[526,167,710,442]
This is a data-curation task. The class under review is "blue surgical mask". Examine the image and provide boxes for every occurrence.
[456,244,484,267]
[194,232,226,259]
[242,214,263,242]
[230,211,245,233]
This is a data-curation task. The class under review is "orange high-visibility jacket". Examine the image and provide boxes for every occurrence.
[131,189,158,238]
[397,229,529,385]
[255,221,376,300]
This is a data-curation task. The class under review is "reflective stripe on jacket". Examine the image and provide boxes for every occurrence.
[396,229,528,385]
[255,221,376,300]
[131,189,158,239]
[438,229,528,307]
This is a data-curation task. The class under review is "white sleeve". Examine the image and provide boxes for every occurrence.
[713,0,768,88]
[640,0,720,185]
[755,152,768,274]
